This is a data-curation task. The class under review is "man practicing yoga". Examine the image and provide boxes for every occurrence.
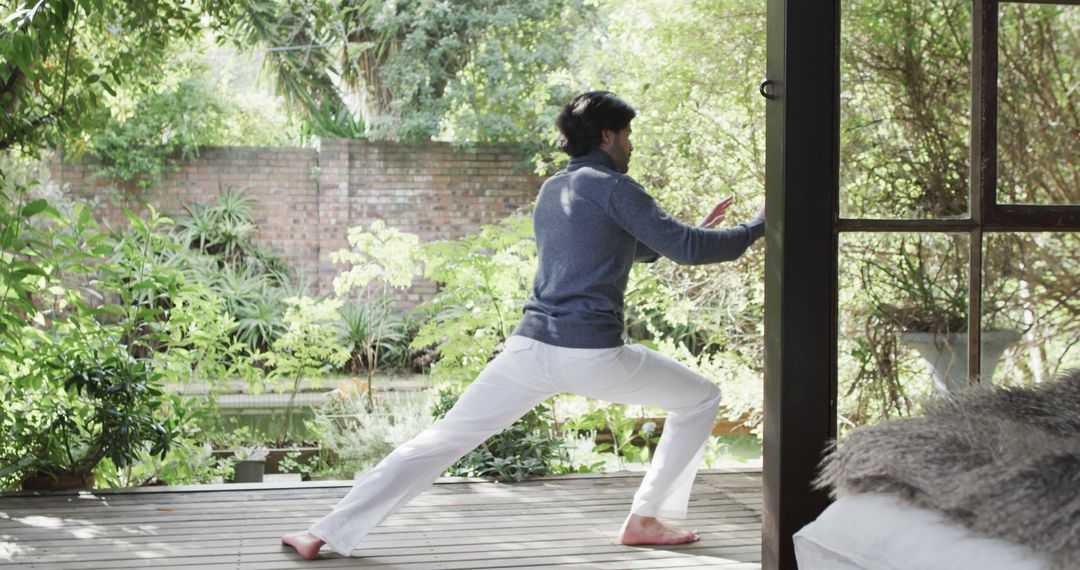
[282,91,765,559]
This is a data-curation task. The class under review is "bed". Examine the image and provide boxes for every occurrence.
[796,369,1080,570]
[793,492,1052,570]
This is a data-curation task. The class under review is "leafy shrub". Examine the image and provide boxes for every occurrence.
[0,176,264,489]
[337,296,413,405]
[314,388,434,477]
[92,78,226,190]
[564,401,655,468]
[431,384,566,482]
[1,345,178,482]
[170,186,296,352]
[95,438,233,488]
[379,311,428,373]
[177,185,258,264]
[262,296,350,445]
[410,213,537,383]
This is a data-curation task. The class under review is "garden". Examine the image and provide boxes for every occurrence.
[1,0,1076,493]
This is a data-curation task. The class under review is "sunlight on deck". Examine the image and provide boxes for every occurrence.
[0,469,762,569]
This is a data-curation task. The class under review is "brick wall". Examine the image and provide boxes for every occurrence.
[49,140,542,308]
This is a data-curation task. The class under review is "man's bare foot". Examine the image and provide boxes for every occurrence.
[281,531,326,560]
[618,513,700,545]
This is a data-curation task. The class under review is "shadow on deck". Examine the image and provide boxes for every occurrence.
[0,469,762,569]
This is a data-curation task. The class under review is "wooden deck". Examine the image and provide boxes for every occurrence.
[0,469,763,569]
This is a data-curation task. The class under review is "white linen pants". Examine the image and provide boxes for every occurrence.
[307,335,723,557]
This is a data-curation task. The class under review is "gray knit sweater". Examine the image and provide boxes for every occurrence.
[511,149,765,348]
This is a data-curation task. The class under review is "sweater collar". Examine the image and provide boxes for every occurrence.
[568,148,616,171]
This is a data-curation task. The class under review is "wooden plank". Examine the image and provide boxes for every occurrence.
[0,469,757,499]
[0,490,754,520]
[0,525,762,562]
[0,517,763,549]
[0,522,762,555]
[12,546,760,570]
[0,528,763,557]
[0,506,757,540]
[0,476,753,508]
[0,480,747,509]
[0,509,762,541]
[0,480,762,512]
[6,533,762,567]
[0,508,756,538]
[0,471,762,569]
[0,495,747,522]
[6,536,763,568]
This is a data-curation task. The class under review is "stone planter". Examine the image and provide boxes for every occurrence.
[213,447,325,475]
[900,330,1022,394]
[231,459,266,483]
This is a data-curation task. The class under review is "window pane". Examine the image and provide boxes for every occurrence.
[840,0,971,219]
[997,4,1079,205]
[983,232,1080,385]
[837,232,969,432]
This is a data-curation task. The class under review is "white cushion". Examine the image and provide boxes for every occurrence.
[793,492,1052,570]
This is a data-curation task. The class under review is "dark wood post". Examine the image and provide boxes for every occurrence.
[762,0,841,567]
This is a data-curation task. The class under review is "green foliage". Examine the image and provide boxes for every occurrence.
[701,434,762,469]
[432,384,565,482]
[276,447,322,479]
[379,311,426,373]
[217,0,593,145]
[153,282,266,392]
[1,345,177,480]
[338,297,409,373]
[564,402,655,468]
[835,0,1078,412]
[331,218,423,405]
[0,169,265,489]
[864,234,971,333]
[172,186,294,352]
[1,0,213,156]
[0,196,192,486]
[410,214,537,383]
[996,3,1078,206]
[840,0,971,218]
[331,219,423,293]
[314,388,434,477]
[0,183,59,352]
[96,206,185,358]
[91,78,227,189]
[262,296,350,445]
[176,185,258,266]
[95,439,234,488]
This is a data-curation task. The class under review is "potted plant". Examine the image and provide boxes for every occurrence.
[230,445,269,483]
[867,235,1021,394]
[1,347,175,492]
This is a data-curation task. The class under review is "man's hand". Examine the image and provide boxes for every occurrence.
[699,195,734,229]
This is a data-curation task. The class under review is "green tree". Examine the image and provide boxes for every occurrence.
[215,0,594,143]
[1,0,215,156]
[838,0,1078,417]
[91,77,227,189]
[331,219,421,409]
[410,214,537,383]
[262,296,350,445]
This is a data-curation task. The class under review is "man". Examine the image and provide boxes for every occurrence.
[283,91,765,559]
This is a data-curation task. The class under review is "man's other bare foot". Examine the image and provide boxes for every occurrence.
[281,531,326,560]
[618,513,700,545]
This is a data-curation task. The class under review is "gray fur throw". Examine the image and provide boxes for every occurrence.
[815,368,1080,569]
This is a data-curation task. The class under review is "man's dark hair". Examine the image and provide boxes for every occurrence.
[555,91,636,157]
